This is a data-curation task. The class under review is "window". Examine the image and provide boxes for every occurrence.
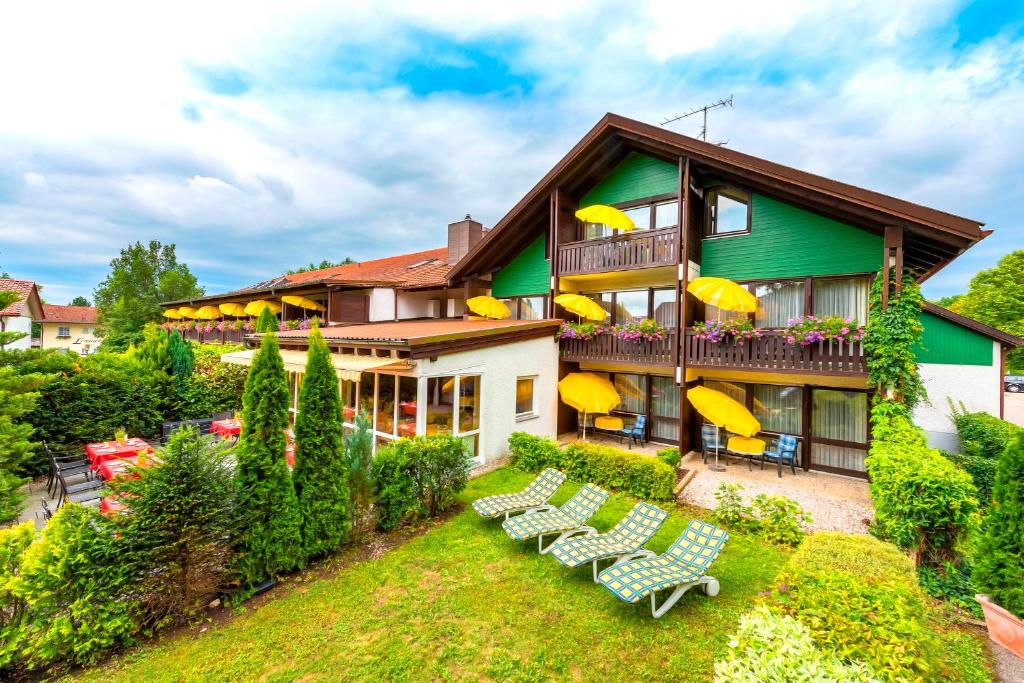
[517,296,545,320]
[622,205,651,232]
[458,375,481,457]
[582,197,678,238]
[81,327,92,335]
[654,201,679,229]
[753,385,802,435]
[375,375,396,436]
[357,372,375,420]
[614,374,647,414]
[813,278,869,324]
[705,380,747,405]
[755,281,804,328]
[397,376,417,437]
[340,379,357,423]
[650,376,679,442]
[426,376,455,435]
[811,389,868,473]
[287,371,304,425]
[57,326,70,338]
[652,289,676,327]
[706,187,750,236]
[613,290,648,324]
[515,377,536,418]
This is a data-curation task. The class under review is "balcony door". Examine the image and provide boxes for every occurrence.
[808,388,869,476]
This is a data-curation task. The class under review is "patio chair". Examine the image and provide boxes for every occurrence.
[597,519,729,618]
[548,502,669,582]
[472,468,566,520]
[56,469,104,508]
[43,441,92,497]
[501,483,610,553]
[700,424,724,464]
[761,434,799,477]
[619,415,647,449]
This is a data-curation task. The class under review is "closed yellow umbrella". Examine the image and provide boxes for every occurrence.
[177,306,198,319]
[244,300,282,316]
[575,205,636,231]
[281,295,325,312]
[558,372,621,440]
[162,308,182,319]
[194,305,220,320]
[219,302,247,317]
[554,294,607,322]
[466,296,511,320]
[686,277,757,313]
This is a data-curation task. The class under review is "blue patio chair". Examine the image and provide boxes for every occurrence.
[619,415,647,449]
[700,424,724,464]
[761,434,799,477]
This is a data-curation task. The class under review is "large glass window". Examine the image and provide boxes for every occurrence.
[375,374,396,436]
[517,296,545,320]
[458,375,480,433]
[341,379,357,423]
[753,385,802,435]
[755,281,804,328]
[623,205,651,232]
[583,221,612,240]
[652,289,676,327]
[706,187,750,235]
[650,376,679,442]
[358,373,375,420]
[426,376,455,435]
[516,377,536,417]
[812,390,867,444]
[654,201,679,229]
[614,374,647,414]
[397,376,417,438]
[813,278,869,324]
[613,290,648,324]
[705,380,747,405]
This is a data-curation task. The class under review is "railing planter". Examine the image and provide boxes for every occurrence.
[560,329,676,366]
[684,329,867,375]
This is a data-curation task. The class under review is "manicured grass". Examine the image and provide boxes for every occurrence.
[75,468,791,682]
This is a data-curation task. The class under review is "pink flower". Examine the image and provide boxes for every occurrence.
[787,336,795,344]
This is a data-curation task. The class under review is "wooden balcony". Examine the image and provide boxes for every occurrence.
[684,330,867,376]
[179,327,246,345]
[557,226,677,276]
[560,331,676,366]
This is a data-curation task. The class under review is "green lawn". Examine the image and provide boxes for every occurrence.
[75,468,791,682]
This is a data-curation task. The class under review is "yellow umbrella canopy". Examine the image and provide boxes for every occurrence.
[218,302,247,317]
[575,205,636,231]
[281,295,325,312]
[554,294,608,322]
[244,300,282,316]
[177,306,198,319]
[686,386,761,437]
[558,372,620,415]
[686,277,757,314]
[193,305,220,320]
[162,308,182,319]
[466,296,511,320]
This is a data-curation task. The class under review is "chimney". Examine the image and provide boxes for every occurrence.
[448,214,484,265]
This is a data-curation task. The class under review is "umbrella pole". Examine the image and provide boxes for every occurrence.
[709,426,726,472]
[581,410,587,440]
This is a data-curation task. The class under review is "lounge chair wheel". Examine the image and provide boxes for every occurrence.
[703,578,720,597]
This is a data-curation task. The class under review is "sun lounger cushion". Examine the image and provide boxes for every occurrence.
[549,502,668,568]
[472,468,566,518]
[502,483,609,540]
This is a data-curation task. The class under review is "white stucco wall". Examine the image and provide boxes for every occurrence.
[913,340,1001,451]
[396,290,443,320]
[1,315,32,350]
[368,288,396,322]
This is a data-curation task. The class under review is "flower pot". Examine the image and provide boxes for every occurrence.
[977,594,1024,660]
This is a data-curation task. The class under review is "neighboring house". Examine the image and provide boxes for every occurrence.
[0,278,44,351]
[38,304,100,355]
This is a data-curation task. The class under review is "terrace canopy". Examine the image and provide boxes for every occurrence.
[220,349,409,381]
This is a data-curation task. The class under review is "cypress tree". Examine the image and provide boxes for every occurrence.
[974,431,1024,617]
[292,328,351,559]
[256,307,278,333]
[233,332,302,587]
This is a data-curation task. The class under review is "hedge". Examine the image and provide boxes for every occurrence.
[973,430,1024,618]
[507,432,562,472]
[373,434,470,530]
[941,450,996,507]
[949,400,1022,460]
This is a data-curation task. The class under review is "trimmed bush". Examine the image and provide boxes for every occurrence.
[941,450,996,507]
[562,441,674,501]
[507,432,562,471]
[174,343,247,420]
[949,400,1021,460]
[973,430,1024,618]
[373,434,470,531]
[655,446,681,468]
[373,442,419,531]
[751,494,812,547]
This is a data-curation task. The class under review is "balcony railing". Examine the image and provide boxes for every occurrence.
[684,329,867,375]
[178,328,246,345]
[560,330,676,366]
[557,226,677,276]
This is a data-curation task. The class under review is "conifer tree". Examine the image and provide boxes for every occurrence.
[232,332,302,587]
[292,328,351,559]
[256,307,278,333]
[974,431,1024,617]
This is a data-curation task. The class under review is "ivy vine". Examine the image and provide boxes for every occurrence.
[864,268,926,410]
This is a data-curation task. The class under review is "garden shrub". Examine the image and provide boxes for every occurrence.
[941,450,996,507]
[373,442,419,531]
[864,270,926,408]
[655,446,681,468]
[414,434,471,517]
[973,430,1024,617]
[346,414,376,538]
[373,434,470,530]
[0,522,34,667]
[715,605,880,683]
[174,343,246,420]
[711,481,753,530]
[917,562,983,619]
[751,494,812,547]
[949,399,1021,460]
[507,431,562,471]
[561,441,674,501]
[0,363,51,522]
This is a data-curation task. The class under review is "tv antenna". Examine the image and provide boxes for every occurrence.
[660,95,733,144]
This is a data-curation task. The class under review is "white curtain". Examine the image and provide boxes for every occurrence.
[650,376,679,441]
[814,278,869,323]
[753,385,802,435]
[614,374,647,414]
[812,390,867,443]
[706,380,746,405]
[755,281,804,327]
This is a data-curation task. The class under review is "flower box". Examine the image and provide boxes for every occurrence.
[977,594,1024,660]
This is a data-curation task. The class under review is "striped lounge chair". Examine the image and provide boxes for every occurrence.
[501,483,610,553]
[548,502,669,582]
[472,468,566,520]
[597,520,729,618]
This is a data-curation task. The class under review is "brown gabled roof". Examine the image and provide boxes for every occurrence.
[40,304,98,324]
[0,278,43,318]
[922,302,1022,348]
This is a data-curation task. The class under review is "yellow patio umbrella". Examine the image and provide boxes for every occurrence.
[466,295,511,320]
[218,302,247,317]
[575,205,636,232]
[281,295,325,312]
[687,385,761,469]
[162,308,182,319]
[554,293,607,322]
[686,277,757,313]
[177,306,198,319]
[558,372,621,440]
[194,305,220,320]
[244,300,282,316]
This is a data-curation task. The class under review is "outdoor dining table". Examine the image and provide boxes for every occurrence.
[100,495,128,516]
[726,436,766,468]
[85,438,153,467]
[210,418,242,439]
[96,453,157,481]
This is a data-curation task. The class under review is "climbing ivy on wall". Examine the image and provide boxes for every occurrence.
[864,269,926,411]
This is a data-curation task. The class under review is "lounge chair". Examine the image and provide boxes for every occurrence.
[501,483,610,553]
[597,520,729,618]
[472,468,566,520]
[548,502,669,581]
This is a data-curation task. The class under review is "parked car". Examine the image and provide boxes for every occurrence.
[1006,375,1024,393]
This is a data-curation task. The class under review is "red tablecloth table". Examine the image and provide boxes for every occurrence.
[210,418,242,438]
[100,496,128,516]
[85,438,152,467]
[96,453,158,481]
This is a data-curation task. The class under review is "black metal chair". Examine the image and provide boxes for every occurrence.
[161,418,215,444]
[43,441,92,497]
[56,469,104,508]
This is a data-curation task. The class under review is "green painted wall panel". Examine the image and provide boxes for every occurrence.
[579,152,677,207]
[701,194,883,281]
[492,235,550,297]
[914,311,993,365]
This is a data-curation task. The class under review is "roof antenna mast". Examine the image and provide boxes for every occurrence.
[660,95,733,145]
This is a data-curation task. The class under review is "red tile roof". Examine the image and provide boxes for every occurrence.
[283,247,450,288]
[41,304,98,324]
[0,279,41,318]
[276,318,559,344]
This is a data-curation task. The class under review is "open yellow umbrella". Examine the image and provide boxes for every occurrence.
[686,277,757,313]
[554,294,607,322]
[281,295,325,312]
[194,305,220,320]
[219,302,247,317]
[177,306,198,319]
[558,372,621,440]
[162,308,182,319]
[466,296,511,320]
[575,205,636,231]
[687,385,761,469]
[244,300,282,316]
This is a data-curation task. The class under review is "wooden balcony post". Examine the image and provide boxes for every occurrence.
[881,225,904,310]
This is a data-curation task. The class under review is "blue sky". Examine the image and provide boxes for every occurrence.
[1,0,1022,303]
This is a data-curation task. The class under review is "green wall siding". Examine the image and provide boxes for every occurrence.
[915,311,994,365]
[579,152,678,207]
[492,235,550,297]
[701,194,883,281]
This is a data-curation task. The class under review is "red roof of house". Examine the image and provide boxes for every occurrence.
[284,247,450,288]
[276,318,559,344]
[41,304,98,324]
[0,278,42,318]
